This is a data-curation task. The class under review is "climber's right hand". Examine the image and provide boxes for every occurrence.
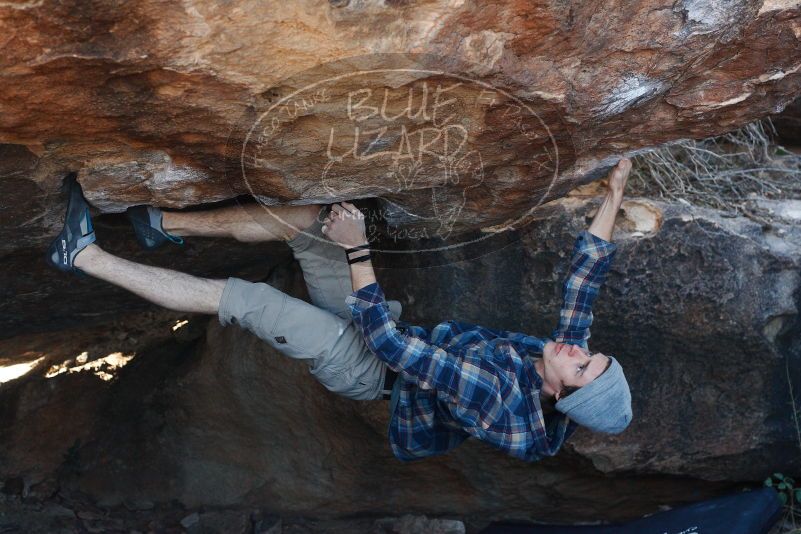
[321,202,368,249]
[607,158,631,197]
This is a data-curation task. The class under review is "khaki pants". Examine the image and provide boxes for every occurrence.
[217,206,401,400]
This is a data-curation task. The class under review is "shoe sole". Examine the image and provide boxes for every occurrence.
[127,207,165,251]
[46,173,92,274]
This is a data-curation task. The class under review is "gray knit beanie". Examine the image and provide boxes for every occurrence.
[554,356,632,434]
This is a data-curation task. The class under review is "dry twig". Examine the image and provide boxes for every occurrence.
[629,120,801,224]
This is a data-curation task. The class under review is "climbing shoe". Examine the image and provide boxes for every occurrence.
[46,173,96,274]
[126,205,184,250]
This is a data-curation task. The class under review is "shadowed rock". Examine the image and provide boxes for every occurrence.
[1,0,800,523]
[1,196,797,522]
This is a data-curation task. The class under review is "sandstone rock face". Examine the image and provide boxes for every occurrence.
[2,0,801,524]
[774,95,801,145]
[1,196,798,523]
[1,0,800,233]
[2,0,801,336]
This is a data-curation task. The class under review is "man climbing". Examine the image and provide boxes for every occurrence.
[47,158,632,462]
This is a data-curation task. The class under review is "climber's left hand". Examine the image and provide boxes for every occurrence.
[607,158,631,197]
[321,202,368,248]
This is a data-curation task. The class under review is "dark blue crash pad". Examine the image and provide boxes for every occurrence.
[481,487,783,534]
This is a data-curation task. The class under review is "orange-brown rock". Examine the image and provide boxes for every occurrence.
[1,196,799,523]
[1,0,800,233]
[1,0,801,525]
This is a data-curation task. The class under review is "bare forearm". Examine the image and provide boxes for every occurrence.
[350,259,377,292]
[588,191,623,242]
[319,201,377,291]
[587,158,631,241]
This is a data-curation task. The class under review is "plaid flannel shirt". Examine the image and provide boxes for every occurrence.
[345,230,617,461]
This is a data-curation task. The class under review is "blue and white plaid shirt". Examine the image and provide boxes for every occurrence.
[345,230,617,461]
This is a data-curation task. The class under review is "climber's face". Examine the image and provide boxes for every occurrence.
[541,341,610,400]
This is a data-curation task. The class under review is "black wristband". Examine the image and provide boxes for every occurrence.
[347,252,372,265]
[344,243,370,255]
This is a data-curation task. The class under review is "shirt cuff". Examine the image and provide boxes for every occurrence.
[345,281,387,311]
[576,229,617,260]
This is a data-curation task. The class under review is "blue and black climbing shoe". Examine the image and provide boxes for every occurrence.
[126,205,184,250]
[47,173,96,274]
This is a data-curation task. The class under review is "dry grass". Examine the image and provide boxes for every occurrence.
[772,356,801,534]
[628,120,801,226]
[629,121,801,534]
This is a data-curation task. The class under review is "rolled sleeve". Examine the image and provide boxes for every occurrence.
[576,230,617,260]
[346,282,409,368]
[346,282,387,312]
[551,230,618,348]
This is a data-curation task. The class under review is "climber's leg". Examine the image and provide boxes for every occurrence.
[286,205,356,320]
[74,244,225,314]
[218,276,388,400]
[73,244,387,399]
[162,202,397,320]
[162,203,322,243]
[287,205,403,321]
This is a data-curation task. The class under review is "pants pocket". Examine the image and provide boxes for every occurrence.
[266,293,353,362]
[309,363,357,397]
